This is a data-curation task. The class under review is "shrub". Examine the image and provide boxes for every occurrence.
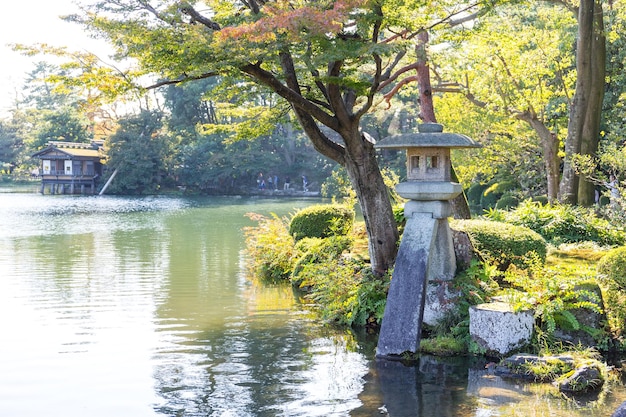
[495,193,519,210]
[451,219,547,271]
[480,190,500,210]
[466,183,488,207]
[597,246,626,290]
[289,204,354,241]
[597,247,626,339]
[298,257,390,327]
[244,213,297,282]
[291,235,353,287]
[484,199,625,246]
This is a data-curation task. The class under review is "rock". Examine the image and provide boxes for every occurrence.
[611,401,626,417]
[494,354,575,381]
[469,302,534,356]
[556,364,604,393]
[451,229,477,270]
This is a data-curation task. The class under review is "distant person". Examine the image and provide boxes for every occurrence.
[302,175,308,192]
[607,175,620,208]
[257,173,265,190]
[273,175,279,190]
[284,176,290,190]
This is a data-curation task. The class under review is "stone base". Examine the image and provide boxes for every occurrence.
[423,280,461,326]
[469,302,533,356]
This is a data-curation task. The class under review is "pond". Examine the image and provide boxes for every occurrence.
[1,189,625,416]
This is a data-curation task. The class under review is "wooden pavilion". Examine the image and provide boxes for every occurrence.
[32,141,105,195]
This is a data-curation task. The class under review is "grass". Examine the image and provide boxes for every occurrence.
[546,242,610,278]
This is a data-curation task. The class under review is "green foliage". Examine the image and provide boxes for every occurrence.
[520,357,575,383]
[104,110,173,195]
[466,182,488,212]
[392,205,406,234]
[484,200,625,246]
[597,246,626,290]
[500,261,604,343]
[596,284,626,340]
[244,209,387,327]
[434,0,574,200]
[320,165,355,199]
[289,204,354,241]
[0,119,26,174]
[451,219,547,271]
[298,257,390,327]
[479,190,500,211]
[419,336,466,356]
[31,106,93,150]
[597,247,626,339]
[291,235,353,287]
[495,193,519,210]
[244,213,297,283]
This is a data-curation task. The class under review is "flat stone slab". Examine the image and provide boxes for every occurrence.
[469,302,533,356]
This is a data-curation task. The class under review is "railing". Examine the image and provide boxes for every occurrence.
[42,169,96,176]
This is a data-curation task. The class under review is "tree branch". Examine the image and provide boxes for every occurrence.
[380,50,407,82]
[354,4,383,119]
[383,75,419,108]
[378,62,420,92]
[241,63,340,131]
[277,52,345,164]
[146,71,219,89]
[179,4,221,30]
[326,60,352,127]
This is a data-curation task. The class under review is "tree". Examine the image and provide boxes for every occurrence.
[104,111,173,194]
[14,63,95,150]
[30,107,93,149]
[558,0,606,205]
[65,2,387,272]
[0,117,26,174]
[69,0,502,273]
[431,2,576,202]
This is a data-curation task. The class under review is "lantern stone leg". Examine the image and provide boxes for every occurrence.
[375,201,457,358]
[373,123,480,358]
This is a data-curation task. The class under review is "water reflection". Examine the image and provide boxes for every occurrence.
[2,193,626,416]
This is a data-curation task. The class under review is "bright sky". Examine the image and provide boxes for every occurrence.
[0,0,110,116]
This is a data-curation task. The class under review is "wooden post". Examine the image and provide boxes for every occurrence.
[99,168,119,196]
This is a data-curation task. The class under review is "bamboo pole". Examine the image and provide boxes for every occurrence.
[98,168,119,196]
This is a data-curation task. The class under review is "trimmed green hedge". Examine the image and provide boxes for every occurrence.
[598,246,626,290]
[289,204,354,241]
[452,219,547,270]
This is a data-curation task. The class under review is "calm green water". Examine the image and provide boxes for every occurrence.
[1,191,626,416]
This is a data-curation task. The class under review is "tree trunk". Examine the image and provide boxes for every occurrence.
[262,53,399,275]
[521,115,561,202]
[577,0,606,206]
[288,107,398,274]
[343,132,399,274]
[416,31,436,123]
[417,30,472,219]
[559,0,605,205]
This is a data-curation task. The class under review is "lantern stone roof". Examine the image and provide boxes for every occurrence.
[375,123,480,150]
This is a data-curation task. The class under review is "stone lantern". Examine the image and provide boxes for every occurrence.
[374,123,480,358]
